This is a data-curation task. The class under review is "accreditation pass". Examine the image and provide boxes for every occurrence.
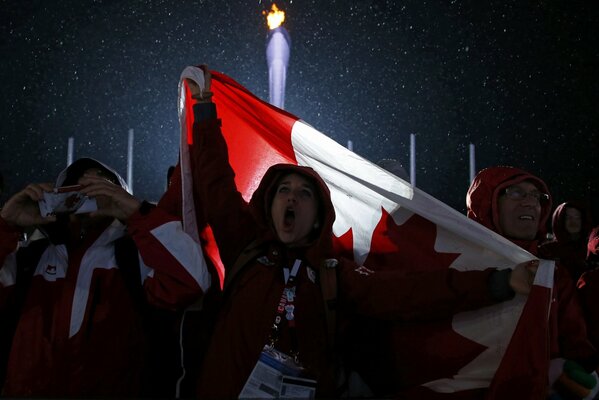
[239,345,317,398]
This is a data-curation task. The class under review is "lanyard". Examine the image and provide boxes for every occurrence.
[269,259,302,358]
[283,259,301,285]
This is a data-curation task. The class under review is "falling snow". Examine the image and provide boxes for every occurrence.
[0,0,598,219]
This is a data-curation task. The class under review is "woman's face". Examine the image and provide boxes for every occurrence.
[270,173,319,246]
[564,207,582,236]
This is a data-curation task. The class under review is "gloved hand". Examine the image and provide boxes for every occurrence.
[549,358,598,399]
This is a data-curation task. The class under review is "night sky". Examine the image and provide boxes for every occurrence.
[1,0,598,221]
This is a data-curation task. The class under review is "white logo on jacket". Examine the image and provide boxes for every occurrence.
[34,221,126,338]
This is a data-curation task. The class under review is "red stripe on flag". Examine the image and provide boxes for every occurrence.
[211,71,299,199]
[486,284,551,399]
[183,71,300,287]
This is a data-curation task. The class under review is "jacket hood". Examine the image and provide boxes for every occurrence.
[56,157,130,193]
[39,158,128,244]
[249,163,336,263]
[551,201,593,243]
[466,166,552,252]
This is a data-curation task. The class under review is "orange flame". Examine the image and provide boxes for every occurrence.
[263,3,285,30]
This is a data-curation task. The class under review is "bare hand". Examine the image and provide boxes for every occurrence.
[0,183,57,227]
[509,260,539,295]
[78,174,141,222]
[186,64,213,102]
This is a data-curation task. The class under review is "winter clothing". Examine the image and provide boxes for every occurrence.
[185,103,511,398]
[539,201,594,281]
[0,159,210,397]
[466,166,552,254]
[578,268,599,355]
[467,166,599,391]
[577,227,599,351]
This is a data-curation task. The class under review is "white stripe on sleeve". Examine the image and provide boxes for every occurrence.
[0,252,18,287]
[150,221,211,292]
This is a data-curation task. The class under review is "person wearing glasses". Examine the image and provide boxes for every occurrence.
[467,167,551,254]
[467,166,599,399]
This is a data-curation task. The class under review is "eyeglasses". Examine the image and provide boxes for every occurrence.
[503,187,549,203]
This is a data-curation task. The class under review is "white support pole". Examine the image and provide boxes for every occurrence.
[67,137,74,166]
[410,133,416,186]
[127,129,134,193]
[469,143,476,183]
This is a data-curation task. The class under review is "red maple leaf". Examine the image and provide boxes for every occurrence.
[332,224,354,261]
[367,208,459,271]
[336,208,489,394]
[334,207,461,270]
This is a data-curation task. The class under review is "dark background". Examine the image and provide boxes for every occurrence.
[1,0,597,222]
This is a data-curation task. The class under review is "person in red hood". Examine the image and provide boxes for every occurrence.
[539,201,594,281]
[467,166,552,253]
[170,67,538,399]
[0,158,210,397]
[467,166,599,399]
[577,227,599,351]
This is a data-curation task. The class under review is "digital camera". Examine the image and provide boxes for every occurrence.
[38,185,97,217]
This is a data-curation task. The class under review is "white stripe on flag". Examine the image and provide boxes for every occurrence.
[290,118,546,393]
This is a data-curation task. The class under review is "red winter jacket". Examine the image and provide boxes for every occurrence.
[0,162,210,397]
[467,166,598,368]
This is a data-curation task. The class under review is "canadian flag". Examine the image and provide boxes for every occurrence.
[176,67,553,399]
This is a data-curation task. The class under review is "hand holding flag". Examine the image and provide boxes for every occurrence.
[510,260,539,295]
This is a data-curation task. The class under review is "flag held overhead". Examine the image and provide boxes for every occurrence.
[176,66,550,398]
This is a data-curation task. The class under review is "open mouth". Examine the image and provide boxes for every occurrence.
[284,208,295,228]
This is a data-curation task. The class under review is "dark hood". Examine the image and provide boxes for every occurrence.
[466,166,552,253]
[40,158,128,244]
[57,157,129,191]
[551,201,593,243]
[248,163,336,263]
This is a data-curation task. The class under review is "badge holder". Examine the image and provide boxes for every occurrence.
[239,345,316,398]
[239,260,316,398]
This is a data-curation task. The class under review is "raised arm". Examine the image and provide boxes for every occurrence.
[182,66,256,270]
[78,174,210,310]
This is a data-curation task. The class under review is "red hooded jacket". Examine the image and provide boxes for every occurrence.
[0,159,209,397]
[467,166,598,370]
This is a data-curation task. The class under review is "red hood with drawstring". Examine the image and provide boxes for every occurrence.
[467,166,552,254]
